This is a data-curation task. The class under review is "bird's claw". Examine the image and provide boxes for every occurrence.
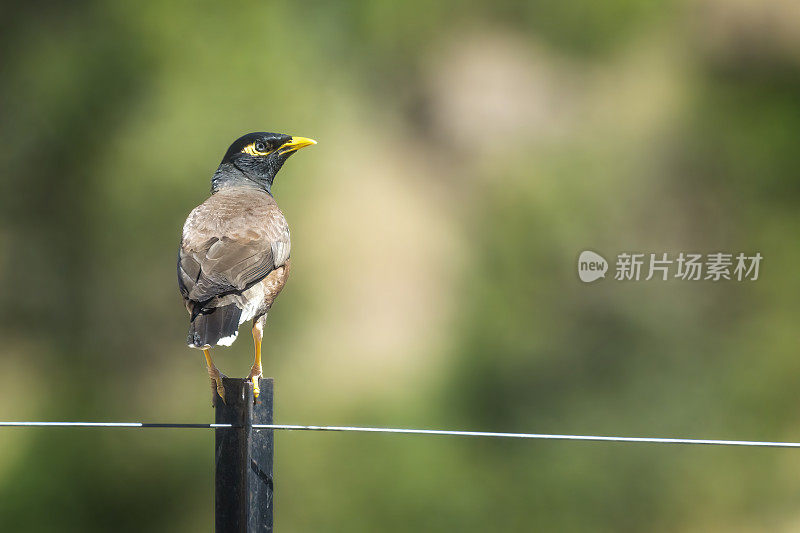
[208,370,226,407]
[214,376,227,406]
[247,365,263,401]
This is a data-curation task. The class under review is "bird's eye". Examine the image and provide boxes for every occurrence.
[255,141,267,153]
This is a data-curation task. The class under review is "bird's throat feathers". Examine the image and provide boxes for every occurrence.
[211,163,276,195]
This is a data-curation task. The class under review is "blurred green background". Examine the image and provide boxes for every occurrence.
[2,1,800,531]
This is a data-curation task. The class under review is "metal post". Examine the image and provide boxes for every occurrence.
[215,378,274,532]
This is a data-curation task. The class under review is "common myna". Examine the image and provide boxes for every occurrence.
[177,132,315,402]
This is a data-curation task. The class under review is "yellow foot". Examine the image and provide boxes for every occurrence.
[207,370,226,406]
[247,365,263,400]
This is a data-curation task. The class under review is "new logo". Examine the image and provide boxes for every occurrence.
[578,250,608,283]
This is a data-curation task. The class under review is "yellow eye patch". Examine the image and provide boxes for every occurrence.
[241,143,272,157]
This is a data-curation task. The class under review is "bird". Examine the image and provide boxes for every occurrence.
[177,132,315,404]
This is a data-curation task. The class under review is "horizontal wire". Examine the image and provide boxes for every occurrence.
[257,425,800,448]
[0,422,233,429]
[1,421,799,448]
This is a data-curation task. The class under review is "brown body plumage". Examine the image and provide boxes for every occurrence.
[179,187,291,348]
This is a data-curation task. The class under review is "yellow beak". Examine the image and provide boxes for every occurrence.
[279,136,317,154]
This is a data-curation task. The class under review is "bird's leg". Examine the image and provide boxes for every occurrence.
[204,349,226,406]
[247,319,264,400]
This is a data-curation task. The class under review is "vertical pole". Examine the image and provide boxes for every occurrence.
[215,378,274,532]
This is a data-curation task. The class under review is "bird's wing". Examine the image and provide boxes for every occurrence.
[178,201,290,305]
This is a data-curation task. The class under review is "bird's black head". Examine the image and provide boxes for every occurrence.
[211,132,316,194]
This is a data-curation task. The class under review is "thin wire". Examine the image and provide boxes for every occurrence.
[1,421,799,448]
[0,422,232,429]
[256,425,800,448]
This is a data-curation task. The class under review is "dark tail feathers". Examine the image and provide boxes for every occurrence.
[187,303,243,348]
